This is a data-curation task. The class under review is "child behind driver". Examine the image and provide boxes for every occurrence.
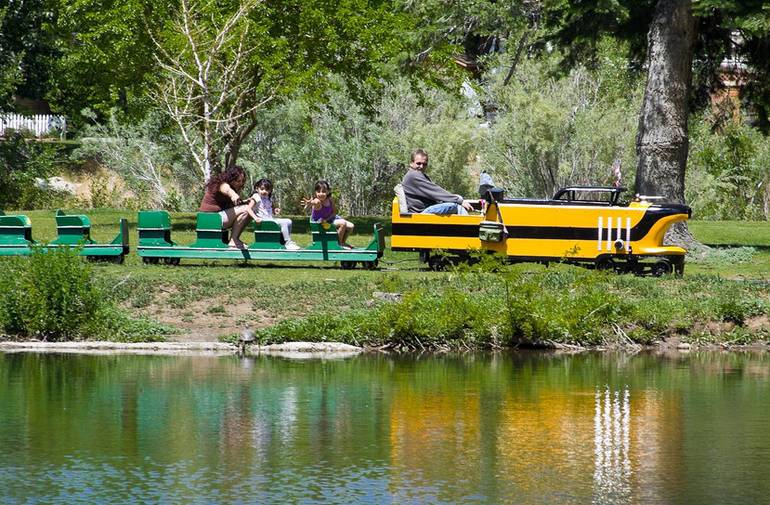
[301,179,354,249]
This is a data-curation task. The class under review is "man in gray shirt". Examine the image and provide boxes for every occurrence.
[401,149,473,215]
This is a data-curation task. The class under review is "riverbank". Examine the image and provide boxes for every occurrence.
[0,340,363,357]
[2,211,770,348]
[2,336,770,356]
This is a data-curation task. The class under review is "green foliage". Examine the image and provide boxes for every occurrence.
[0,248,170,341]
[478,45,643,198]
[244,78,477,215]
[249,264,770,349]
[0,248,101,340]
[0,133,78,209]
[709,284,766,325]
[694,247,756,266]
[74,109,194,210]
[502,269,631,345]
[44,0,169,121]
[687,116,770,220]
[254,287,497,348]
[0,0,58,107]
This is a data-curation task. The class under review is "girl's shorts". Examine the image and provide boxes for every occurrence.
[311,215,344,224]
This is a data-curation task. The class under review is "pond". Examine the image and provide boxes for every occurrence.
[1,351,769,504]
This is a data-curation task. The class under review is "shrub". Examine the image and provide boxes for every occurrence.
[0,248,171,341]
[687,116,770,220]
[477,44,643,199]
[243,77,477,216]
[0,248,101,340]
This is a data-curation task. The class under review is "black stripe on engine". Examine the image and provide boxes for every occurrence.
[392,209,685,241]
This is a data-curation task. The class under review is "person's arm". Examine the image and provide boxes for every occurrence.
[407,173,463,204]
[246,200,262,223]
[219,183,241,205]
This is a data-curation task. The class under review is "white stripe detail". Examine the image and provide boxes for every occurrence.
[598,217,603,250]
[625,218,631,251]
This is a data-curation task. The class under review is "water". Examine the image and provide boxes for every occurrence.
[1,351,769,504]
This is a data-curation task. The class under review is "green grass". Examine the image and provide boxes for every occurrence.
[689,220,770,247]
[687,221,770,278]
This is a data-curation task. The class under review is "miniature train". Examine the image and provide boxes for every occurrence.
[135,210,384,269]
[0,209,384,269]
[391,186,691,275]
[0,185,690,275]
[0,210,128,263]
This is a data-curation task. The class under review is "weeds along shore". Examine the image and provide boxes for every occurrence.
[1,245,769,350]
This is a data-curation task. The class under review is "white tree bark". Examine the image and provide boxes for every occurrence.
[150,0,272,183]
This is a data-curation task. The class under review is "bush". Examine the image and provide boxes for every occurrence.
[0,248,171,341]
[244,77,477,216]
[0,248,101,340]
[687,116,770,220]
[477,43,643,199]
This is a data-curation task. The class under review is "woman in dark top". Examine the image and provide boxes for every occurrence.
[199,165,252,249]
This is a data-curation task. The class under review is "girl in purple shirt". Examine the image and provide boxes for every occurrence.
[302,180,354,249]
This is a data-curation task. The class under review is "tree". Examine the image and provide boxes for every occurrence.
[541,0,770,244]
[45,0,168,120]
[0,0,58,109]
[150,0,267,183]
[151,0,415,183]
[634,0,695,245]
[399,0,542,84]
[76,110,179,208]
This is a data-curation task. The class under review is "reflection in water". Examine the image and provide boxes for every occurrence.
[2,352,770,503]
[593,386,631,504]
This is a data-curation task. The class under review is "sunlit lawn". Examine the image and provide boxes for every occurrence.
[687,221,770,278]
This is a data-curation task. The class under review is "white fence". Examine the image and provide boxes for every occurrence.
[0,113,67,139]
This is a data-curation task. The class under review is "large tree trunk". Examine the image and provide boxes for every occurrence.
[635,0,699,248]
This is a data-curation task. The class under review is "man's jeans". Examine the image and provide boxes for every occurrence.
[421,202,468,216]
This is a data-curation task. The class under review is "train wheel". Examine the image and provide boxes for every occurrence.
[163,257,180,266]
[650,259,673,277]
[672,257,685,276]
[340,260,357,270]
[596,258,613,271]
[142,257,159,265]
[427,254,449,271]
[110,255,125,265]
[363,259,378,270]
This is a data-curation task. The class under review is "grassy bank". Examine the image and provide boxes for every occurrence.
[1,209,770,348]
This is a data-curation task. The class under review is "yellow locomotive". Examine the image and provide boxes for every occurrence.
[391,186,690,275]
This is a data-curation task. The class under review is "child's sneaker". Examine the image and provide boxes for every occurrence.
[285,241,301,250]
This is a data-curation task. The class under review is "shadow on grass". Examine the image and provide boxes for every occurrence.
[704,243,770,251]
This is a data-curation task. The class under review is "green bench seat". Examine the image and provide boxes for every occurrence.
[250,220,285,249]
[0,213,33,246]
[137,210,175,247]
[50,210,95,245]
[306,221,345,251]
[189,212,229,248]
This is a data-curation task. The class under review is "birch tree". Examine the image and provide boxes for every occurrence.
[151,0,271,183]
